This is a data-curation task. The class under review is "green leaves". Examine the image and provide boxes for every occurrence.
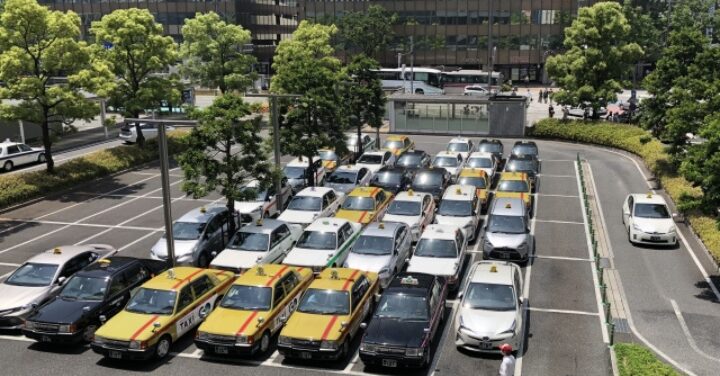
[336,5,397,58]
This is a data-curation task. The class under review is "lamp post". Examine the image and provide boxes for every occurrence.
[487,0,494,92]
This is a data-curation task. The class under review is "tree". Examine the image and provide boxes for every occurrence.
[90,8,178,147]
[342,55,385,154]
[336,5,397,59]
[180,11,256,94]
[546,2,643,118]
[0,0,111,172]
[680,116,720,213]
[178,94,273,233]
[271,21,348,187]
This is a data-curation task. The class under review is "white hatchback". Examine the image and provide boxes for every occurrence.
[622,193,678,246]
[355,150,396,174]
[282,217,362,273]
[435,185,482,242]
[406,224,468,288]
[277,186,344,227]
[0,139,44,172]
[432,151,465,181]
[380,190,435,242]
[343,222,412,288]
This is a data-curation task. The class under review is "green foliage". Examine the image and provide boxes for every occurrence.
[180,12,256,94]
[615,343,679,376]
[546,2,643,116]
[0,0,111,172]
[622,0,664,63]
[342,54,385,152]
[680,116,720,213]
[336,5,397,58]
[178,95,273,214]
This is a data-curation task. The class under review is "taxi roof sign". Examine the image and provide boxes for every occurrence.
[407,189,414,196]
[256,218,263,226]
[256,266,266,276]
[400,276,419,285]
[200,206,207,213]
[378,222,385,229]
[330,270,339,280]
[167,269,176,280]
[505,203,512,209]
[52,247,62,254]
[646,192,653,198]
[490,265,498,273]
[98,259,111,267]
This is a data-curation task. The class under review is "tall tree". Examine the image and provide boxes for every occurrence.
[271,21,348,187]
[180,11,256,94]
[546,1,643,118]
[90,8,177,147]
[337,5,397,59]
[0,0,111,172]
[179,94,273,236]
[342,55,385,153]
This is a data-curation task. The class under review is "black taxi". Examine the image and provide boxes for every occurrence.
[22,257,167,344]
[359,273,447,368]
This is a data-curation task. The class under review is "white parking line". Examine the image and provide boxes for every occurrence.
[342,352,361,373]
[540,159,574,162]
[116,231,162,252]
[130,171,183,178]
[0,262,21,267]
[531,255,591,262]
[260,350,280,366]
[0,334,33,342]
[0,219,157,232]
[537,174,575,178]
[72,193,216,202]
[526,307,599,316]
[670,299,720,363]
[534,219,584,225]
[182,351,369,376]
[537,194,578,198]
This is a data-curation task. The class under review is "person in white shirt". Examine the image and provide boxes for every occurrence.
[499,343,516,376]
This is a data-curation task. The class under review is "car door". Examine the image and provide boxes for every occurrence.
[5,144,23,166]
[375,191,388,218]
[357,168,370,186]
[324,190,340,216]
[349,276,371,337]
[103,272,132,319]
[622,195,633,226]
[313,159,325,183]
[422,194,434,228]
[18,144,36,165]
[270,225,292,263]
[454,231,466,278]
[395,225,411,271]
[204,216,224,255]
[513,266,524,331]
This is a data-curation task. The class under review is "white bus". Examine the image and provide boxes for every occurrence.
[374,67,444,95]
[442,70,503,95]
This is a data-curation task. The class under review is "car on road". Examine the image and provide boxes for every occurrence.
[0,139,45,172]
[0,245,117,330]
[395,150,432,171]
[457,168,491,212]
[209,219,303,274]
[277,187,343,227]
[359,274,448,368]
[380,190,436,242]
[382,135,415,156]
[282,218,362,272]
[150,205,237,267]
[465,152,498,183]
[435,185,482,242]
[23,257,167,344]
[343,222,412,288]
[409,168,452,202]
[283,156,326,193]
[622,193,678,246]
[355,150,396,174]
[277,268,379,361]
[407,224,468,288]
[504,155,539,192]
[495,172,533,215]
[118,123,175,144]
[323,165,373,194]
[346,133,376,155]
[446,137,475,160]
[482,198,533,262]
[318,148,350,173]
[463,85,489,96]
[455,261,524,353]
[432,151,465,180]
[195,265,314,356]
[236,179,294,220]
[369,166,414,195]
[335,187,393,225]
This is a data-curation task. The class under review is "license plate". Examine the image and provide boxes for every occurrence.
[650,236,661,241]
[214,346,229,355]
[108,350,122,359]
[382,359,398,367]
[481,342,493,350]
[41,335,51,343]
[299,351,312,359]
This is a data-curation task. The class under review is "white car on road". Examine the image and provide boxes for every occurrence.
[118,123,175,144]
[0,139,45,172]
[406,224,468,288]
[380,190,436,242]
[446,137,475,160]
[355,150,396,174]
[343,222,412,288]
[432,151,465,181]
[282,217,362,273]
[463,85,490,96]
[455,261,525,353]
[622,193,678,246]
[435,185,482,242]
[277,186,344,227]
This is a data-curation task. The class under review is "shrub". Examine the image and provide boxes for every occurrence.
[615,343,679,376]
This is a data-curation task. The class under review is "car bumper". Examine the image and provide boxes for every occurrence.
[0,312,30,329]
[118,133,135,142]
[455,329,519,353]
[195,338,261,356]
[277,344,345,361]
[23,329,85,344]
[91,342,157,360]
[359,350,426,368]
[483,246,529,261]
[630,230,676,245]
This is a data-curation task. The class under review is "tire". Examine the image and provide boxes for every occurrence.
[415,89,425,95]
[3,161,13,172]
[37,153,46,163]
[155,335,172,360]
[339,341,349,360]
[82,324,98,343]
[259,331,271,354]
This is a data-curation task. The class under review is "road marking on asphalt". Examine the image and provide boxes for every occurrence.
[130,171,184,178]
[429,299,460,376]
[0,219,157,232]
[533,219,584,225]
[260,350,280,366]
[531,255,591,262]
[537,193,578,198]
[342,352,361,373]
[540,159,574,162]
[0,334,33,342]
[537,174,575,178]
[526,307,599,316]
[670,299,720,363]
[0,262,21,267]
[71,193,217,202]
[117,231,162,252]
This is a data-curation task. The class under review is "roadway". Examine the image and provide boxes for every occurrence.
[0,135,717,375]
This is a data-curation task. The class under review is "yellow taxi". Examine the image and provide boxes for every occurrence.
[277,268,379,361]
[457,168,491,212]
[318,148,351,173]
[335,187,393,224]
[495,172,533,214]
[91,267,234,360]
[382,135,415,156]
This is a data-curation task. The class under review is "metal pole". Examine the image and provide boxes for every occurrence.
[100,99,108,139]
[397,52,402,68]
[157,123,176,268]
[18,120,25,144]
[270,96,283,212]
[410,36,415,95]
[487,0,494,92]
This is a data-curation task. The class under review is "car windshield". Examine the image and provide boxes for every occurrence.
[383,140,403,150]
[433,156,459,168]
[172,221,205,241]
[387,200,421,216]
[458,176,487,189]
[464,282,516,311]
[342,196,375,211]
[414,238,458,258]
[634,203,670,219]
[497,180,529,192]
[506,160,535,172]
[358,154,383,164]
[125,288,176,315]
[298,289,350,315]
[4,263,58,287]
[352,235,394,255]
[467,157,493,168]
[438,199,474,217]
[296,231,337,250]
[478,143,502,153]
[220,285,272,311]
[372,171,402,186]
[284,166,306,179]
[448,143,470,152]
[326,171,357,184]
[512,145,538,156]
[413,172,442,187]
[287,196,322,211]
[319,150,338,161]
[227,231,269,252]
[376,293,429,321]
[60,276,108,301]
[487,215,526,234]
[397,154,423,167]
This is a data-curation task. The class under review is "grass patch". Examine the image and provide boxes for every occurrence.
[529,119,720,264]
[615,343,679,376]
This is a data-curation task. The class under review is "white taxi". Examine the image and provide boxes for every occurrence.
[235,179,294,220]
[446,137,475,160]
[0,139,45,172]
[455,261,524,353]
[380,190,435,242]
[406,224,468,288]
[284,156,326,193]
[343,222,412,288]
[282,217,362,272]
[435,185,482,242]
[355,150,396,174]
[622,193,678,246]
[465,151,498,182]
[277,187,343,227]
[431,151,465,181]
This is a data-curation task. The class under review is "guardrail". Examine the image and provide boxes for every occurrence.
[577,153,615,346]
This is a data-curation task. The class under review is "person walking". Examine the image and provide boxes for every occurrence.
[549,104,555,118]
[499,343,516,376]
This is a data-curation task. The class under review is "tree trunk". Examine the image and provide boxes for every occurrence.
[307,154,316,187]
[134,111,145,148]
[375,127,380,149]
[227,198,236,235]
[225,140,236,234]
[41,118,54,173]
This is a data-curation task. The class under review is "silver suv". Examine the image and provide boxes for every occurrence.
[482,197,533,262]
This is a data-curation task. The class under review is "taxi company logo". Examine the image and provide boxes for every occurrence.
[199,302,212,319]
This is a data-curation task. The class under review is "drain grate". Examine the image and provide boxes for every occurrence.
[613,318,631,333]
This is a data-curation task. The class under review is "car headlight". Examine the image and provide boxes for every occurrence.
[320,340,339,350]
[196,331,209,341]
[668,226,677,234]
[278,335,291,345]
[632,223,642,231]
[360,343,378,353]
[499,320,516,335]
[236,335,250,345]
[517,241,528,251]
[94,336,106,345]
[58,324,76,333]
[24,321,36,330]
[483,238,493,249]
[405,347,424,357]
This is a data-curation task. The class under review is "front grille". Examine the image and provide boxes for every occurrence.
[643,237,669,243]
[207,334,236,344]
[377,346,406,354]
[33,323,60,333]
[102,339,130,349]
[291,338,321,350]
[490,248,520,259]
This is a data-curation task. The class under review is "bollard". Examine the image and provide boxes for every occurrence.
[604,302,612,323]
[607,322,615,346]
[599,283,608,303]
[597,267,605,286]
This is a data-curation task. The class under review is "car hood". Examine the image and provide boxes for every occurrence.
[282,311,347,342]
[381,214,421,227]
[633,217,675,233]
[410,185,443,197]
[407,256,458,276]
[210,249,267,270]
[486,232,527,248]
[277,210,319,225]
[344,252,393,273]
[0,284,51,311]
[95,310,174,342]
[435,215,473,230]
[152,239,197,258]
[363,318,426,348]
[457,307,516,336]
[199,306,270,337]
[29,297,102,324]
[235,202,263,215]
[323,183,355,194]
[283,248,334,267]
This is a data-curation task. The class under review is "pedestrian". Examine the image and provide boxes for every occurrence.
[524,74,530,87]
[526,89,532,102]
[499,343,516,376]
[562,105,569,121]
[548,89,554,105]
[511,87,518,96]
[549,104,555,118]
[606,111,613,121]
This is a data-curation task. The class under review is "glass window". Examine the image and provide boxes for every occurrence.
[18,144,33,152]
[172,222,206,241]
[176,286,194,312]
[227,231,270,252]
[387,200,421,216]
[124,265,149,287]
[437,199,474,217]
[61,276,109,301]
[126,288,176,315]
[341,196,375,211]
[414,238,458,258]
[273,282,286,307]
[4,263,58,287]
[467,157,493,169]
[352,235,394,255]
[6,145,20,154]
[220,285,272,310]
[634,204,670,219]
[191,275,214,297]
[326,170,357,184]
[487,215,527,234]
[458,176,487,189]
[376,293,429,320]
[351,276,369,311]
[298,288,350,315]
[497,180,529,192]
[288,195,322,211]
[107,274,127,298]
[296,231,337,250]
[463,282,516,311]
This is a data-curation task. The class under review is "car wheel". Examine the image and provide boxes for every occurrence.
[415,89,425,95]
[82,324,98,343]
[197,252,210,268]
[3,161,13,172]
[259,331,271,354]
[339,341,349,360]
[155,335,172,359]
[37,153,46,163]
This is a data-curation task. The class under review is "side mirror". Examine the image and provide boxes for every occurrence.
[360,322,368,330]
[457,291,464,299]
[374,293,382,303]
[99,315,107,324]
[210,250,218,258]
[405,258,410,264]
[152,322,161,332]
[257,317,265,327]
[57,276,66,286]
[340,321,348,330]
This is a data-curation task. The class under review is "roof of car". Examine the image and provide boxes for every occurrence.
[386,135,409,141]
[361,222,404,237]
[420,224,461,240]
[240,219,287,234]
[0,139,21,147]
[76,256,140,278]
[348,186,385,197]
[296,186,335,197]
[448,137,471,144]
[334,164,363,172]
[479,139,503,144]
[468,151,494,159]
[490,197,526,216]
[286,156,320,167]
[443,184,476,199]
[469,261,516,285]
[399,150,427,157]
[513,140,537,146]
[143,267,215,291]
[28,245,112,264]
[312,268,369,290]
[415,168,447,177]
[306,217,351,232]
[499,171,529,181]
[434,151,461,158]
[178,205,227,224]
[376,166,406,174]
[393,190,427,202]
[459,168,489,178]
[631,193,668,205]
[508,154,537,162]
[386,273,436,296]
[234,264,298,287]
[361,150,388,156]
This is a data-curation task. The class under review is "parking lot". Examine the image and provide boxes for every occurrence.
[3,134,717,375]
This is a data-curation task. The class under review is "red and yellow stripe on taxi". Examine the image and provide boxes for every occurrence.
[319,270,360,341]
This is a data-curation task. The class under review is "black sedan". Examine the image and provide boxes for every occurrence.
[395,150,432,171]
[22,257,167,344]
[359,274,448,368]
[369,167,415,194]
[408,168,452,201]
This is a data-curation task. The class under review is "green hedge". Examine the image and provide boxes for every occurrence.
[615,343,679,376]
[529,119,720,264]
[0,131,189,210]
